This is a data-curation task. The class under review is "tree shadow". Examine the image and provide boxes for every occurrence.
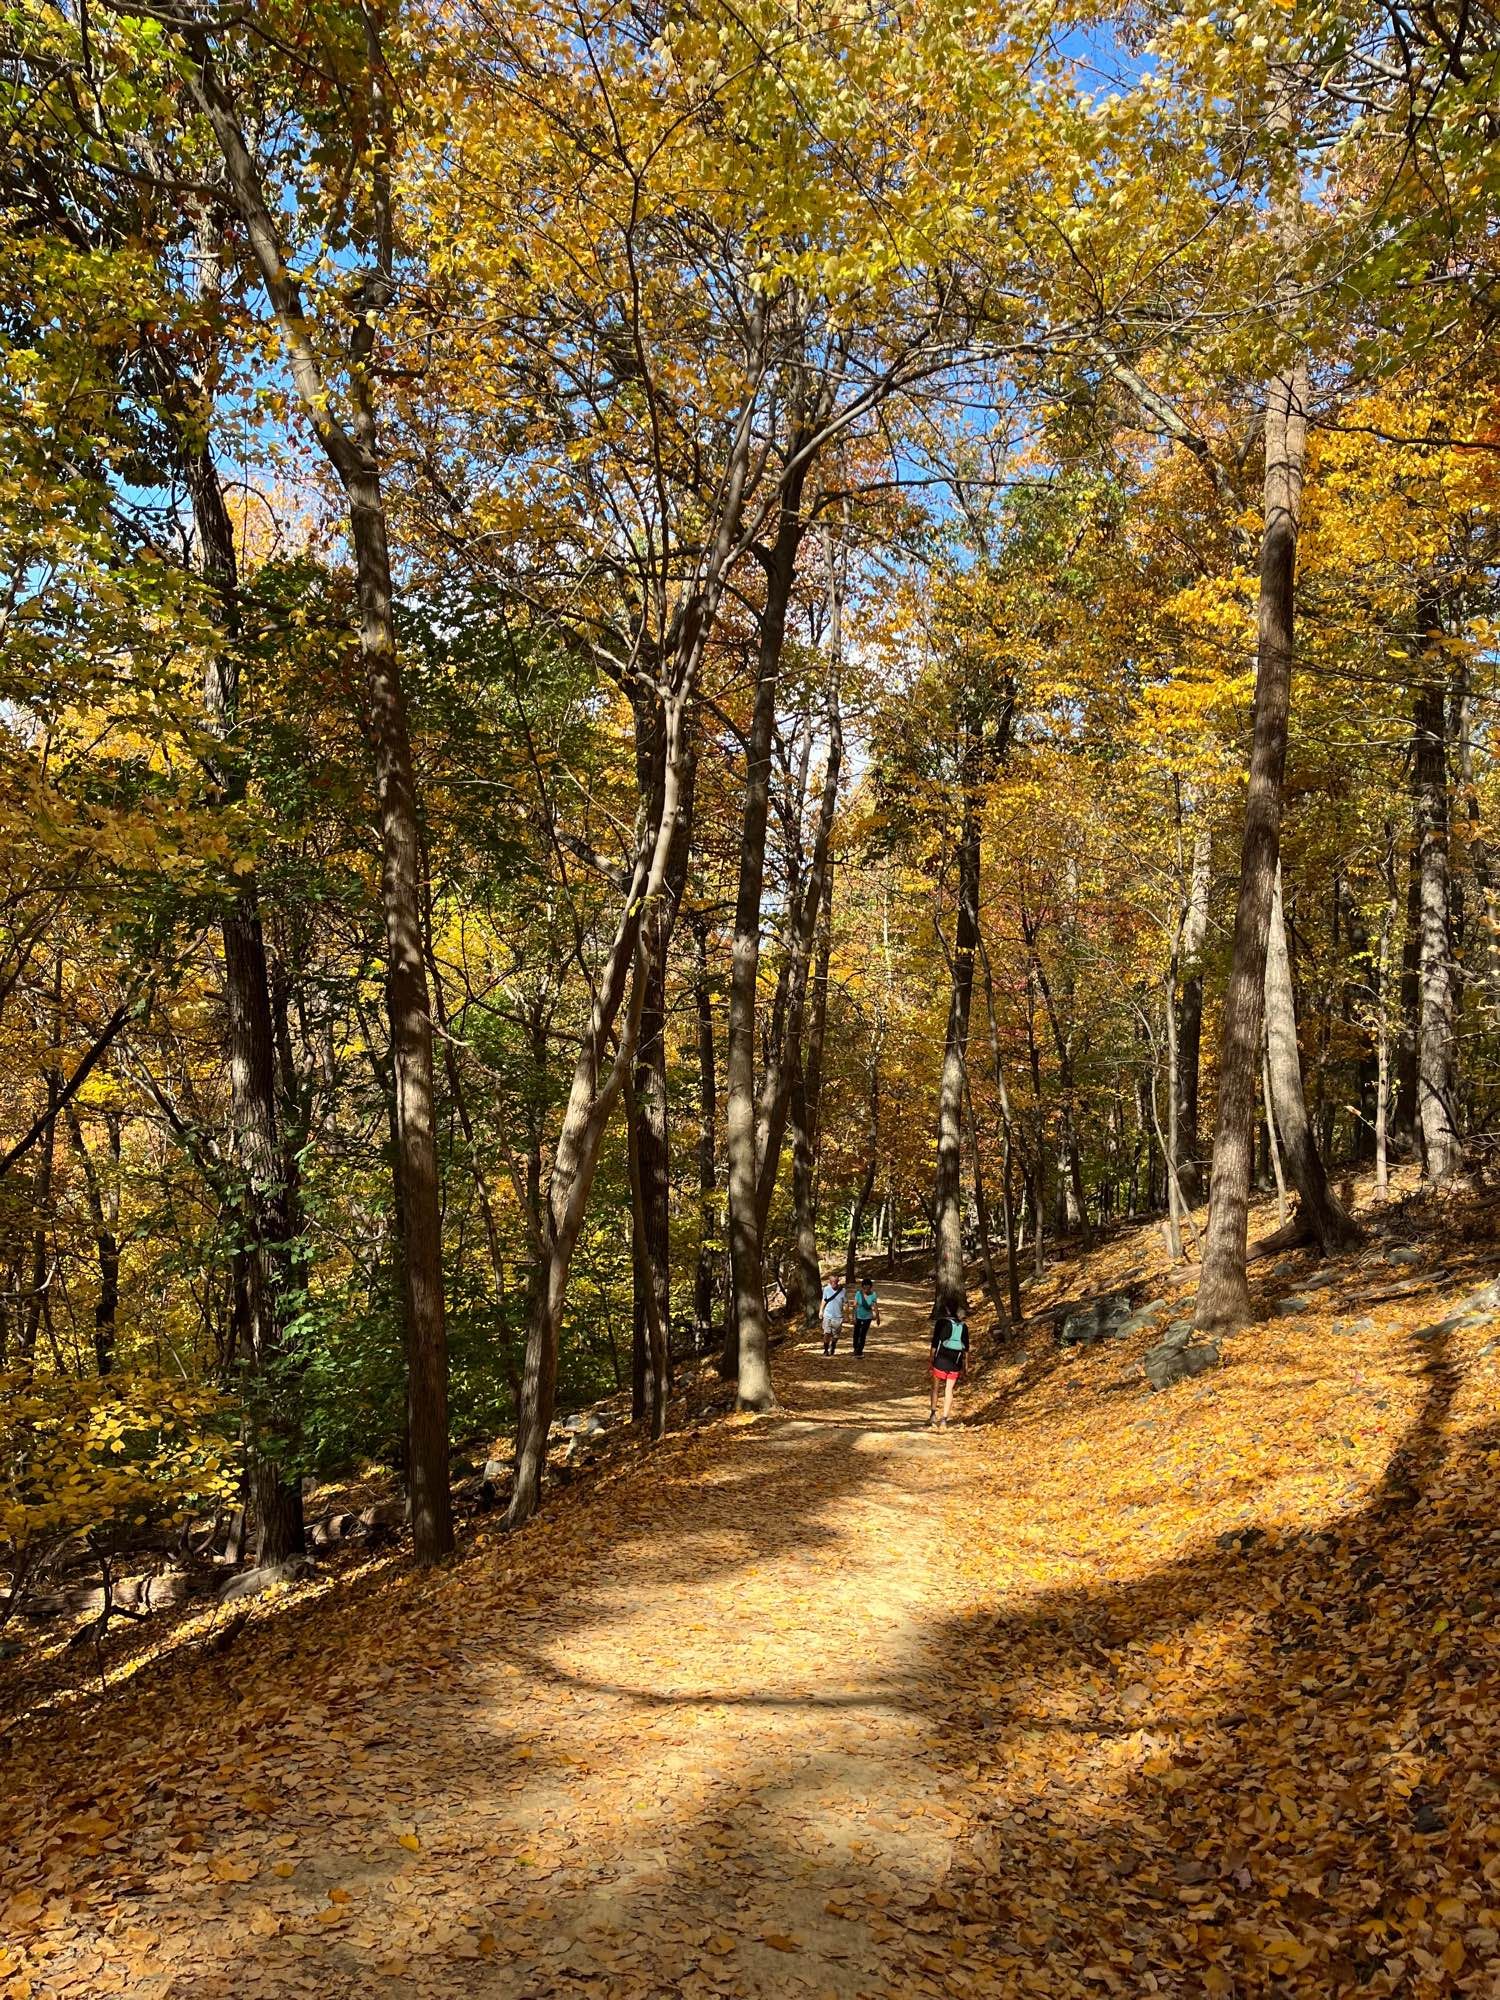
[3,1302,1493,2000]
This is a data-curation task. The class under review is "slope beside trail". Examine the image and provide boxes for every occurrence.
[1,1281,996,2000]
[4,1189,1500,2000]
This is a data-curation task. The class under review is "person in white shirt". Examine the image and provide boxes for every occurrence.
[820,1275,846,1355]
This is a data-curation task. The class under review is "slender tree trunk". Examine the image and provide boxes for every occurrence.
[1263,1037,1290,1229]
[1195,356,1309,1334]
[791,861,834,1321]
[1412,626,1463,1183]
[1374,838,1397,1197]
[1456,672,1500,1015]
[963,1070,1009,1325]
[691,915,718,1346]
[725,494,808,1409]
[187,44,450,1559]
[65,1106,120,1374]
[977,943,1023,1322]
[1393,833,1422,1155]
[843,1056,880,1291]
[1263,864,1362,1250]
[933,776,980,1318]
[752,708,842,1237]
[1175,818,1211,1201]
[629,721,694,1426]
[175,431,306,1561]
[21,954,63,1365]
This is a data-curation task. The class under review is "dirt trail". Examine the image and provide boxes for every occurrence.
[1,1280,994,2000]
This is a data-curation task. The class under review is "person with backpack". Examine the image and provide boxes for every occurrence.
[850,1274,880,1357]
[929,1302,969,1426]
[820,1274,846,1355]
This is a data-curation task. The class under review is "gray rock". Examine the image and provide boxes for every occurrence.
[359,1497,407,1531]
[1479,1339,1498,1359]
[1463,1278,1500,1313]
[1276,1295,1312,1316]
[563,1411,608,1437]
[1304,1270,1338,1291]
[220,1557,314,1602]
[1387,1246,1424,1267]
[480,1458,507,1488]
[1413,1313,1471,1342]
[1332,1316,1377,1336]
[1159,1320,1194,1351]
[1144,1339,1220,1390]
[1059,1292,1135,1346]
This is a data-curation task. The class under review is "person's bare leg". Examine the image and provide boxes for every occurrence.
[942,1377,956,1424]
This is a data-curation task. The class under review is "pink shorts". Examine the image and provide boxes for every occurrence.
[932,1367,962,1383]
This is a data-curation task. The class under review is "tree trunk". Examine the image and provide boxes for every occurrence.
[843,1056,880,1290]
[1374,836,1397,1197]
[1393,834,1422,1155]
[1263,863,1362,1251]
[725,494,809,1408]
[1456,671,1500,1016]
[174,434,307,1561]
[65,1106,121,1375]
[1412,625,1463,1183]
[691,915,718,1346]
[791,865,834,1321]
[963,1070,1009,1326]
[186,44,450,1559]
[629,718,694,1427]
[1175,818,1211,1201]
[933,775,980,1318]
[1195,356,1308,1335]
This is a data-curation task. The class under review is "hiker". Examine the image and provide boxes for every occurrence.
[850,1274,880,1357]
[820,1274,846,1355]
[929,1302,969,1426]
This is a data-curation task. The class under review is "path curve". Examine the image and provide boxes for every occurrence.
[1,1279,992,1999]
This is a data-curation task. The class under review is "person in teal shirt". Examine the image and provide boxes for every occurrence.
[851,1275,880,1357]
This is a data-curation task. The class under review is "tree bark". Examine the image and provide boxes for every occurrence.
[1412,623,1463,1183]
[1175,816,1211,1201]
[691,914,718,1345]
[725,487,810,1408]
[791,859,834,1321]
[171,386,306,1563]
[65,1105,120,1375]
[1195,355,1308,1335]
[1263,864,1362,1251]
[630,718,694,1428]
[185,32,450,1559]
[933,770,980,1319]
[842,1055,880,1291]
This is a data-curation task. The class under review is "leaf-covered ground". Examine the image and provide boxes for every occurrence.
[2,1182,1498,1998]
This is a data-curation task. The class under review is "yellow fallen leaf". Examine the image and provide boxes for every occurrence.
[397,1832,421,1852]
[763,1933,799,1951]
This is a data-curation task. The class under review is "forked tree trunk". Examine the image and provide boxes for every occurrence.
[1263,864,1361,1251]
[725,485,810,1408]
[1195,355,1309,1335]
[1412,629,1463,1183]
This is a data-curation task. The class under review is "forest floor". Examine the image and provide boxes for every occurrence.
[3,1173,1500,1998]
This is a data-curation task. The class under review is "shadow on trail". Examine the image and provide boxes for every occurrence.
[6,1286,1494,1999]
